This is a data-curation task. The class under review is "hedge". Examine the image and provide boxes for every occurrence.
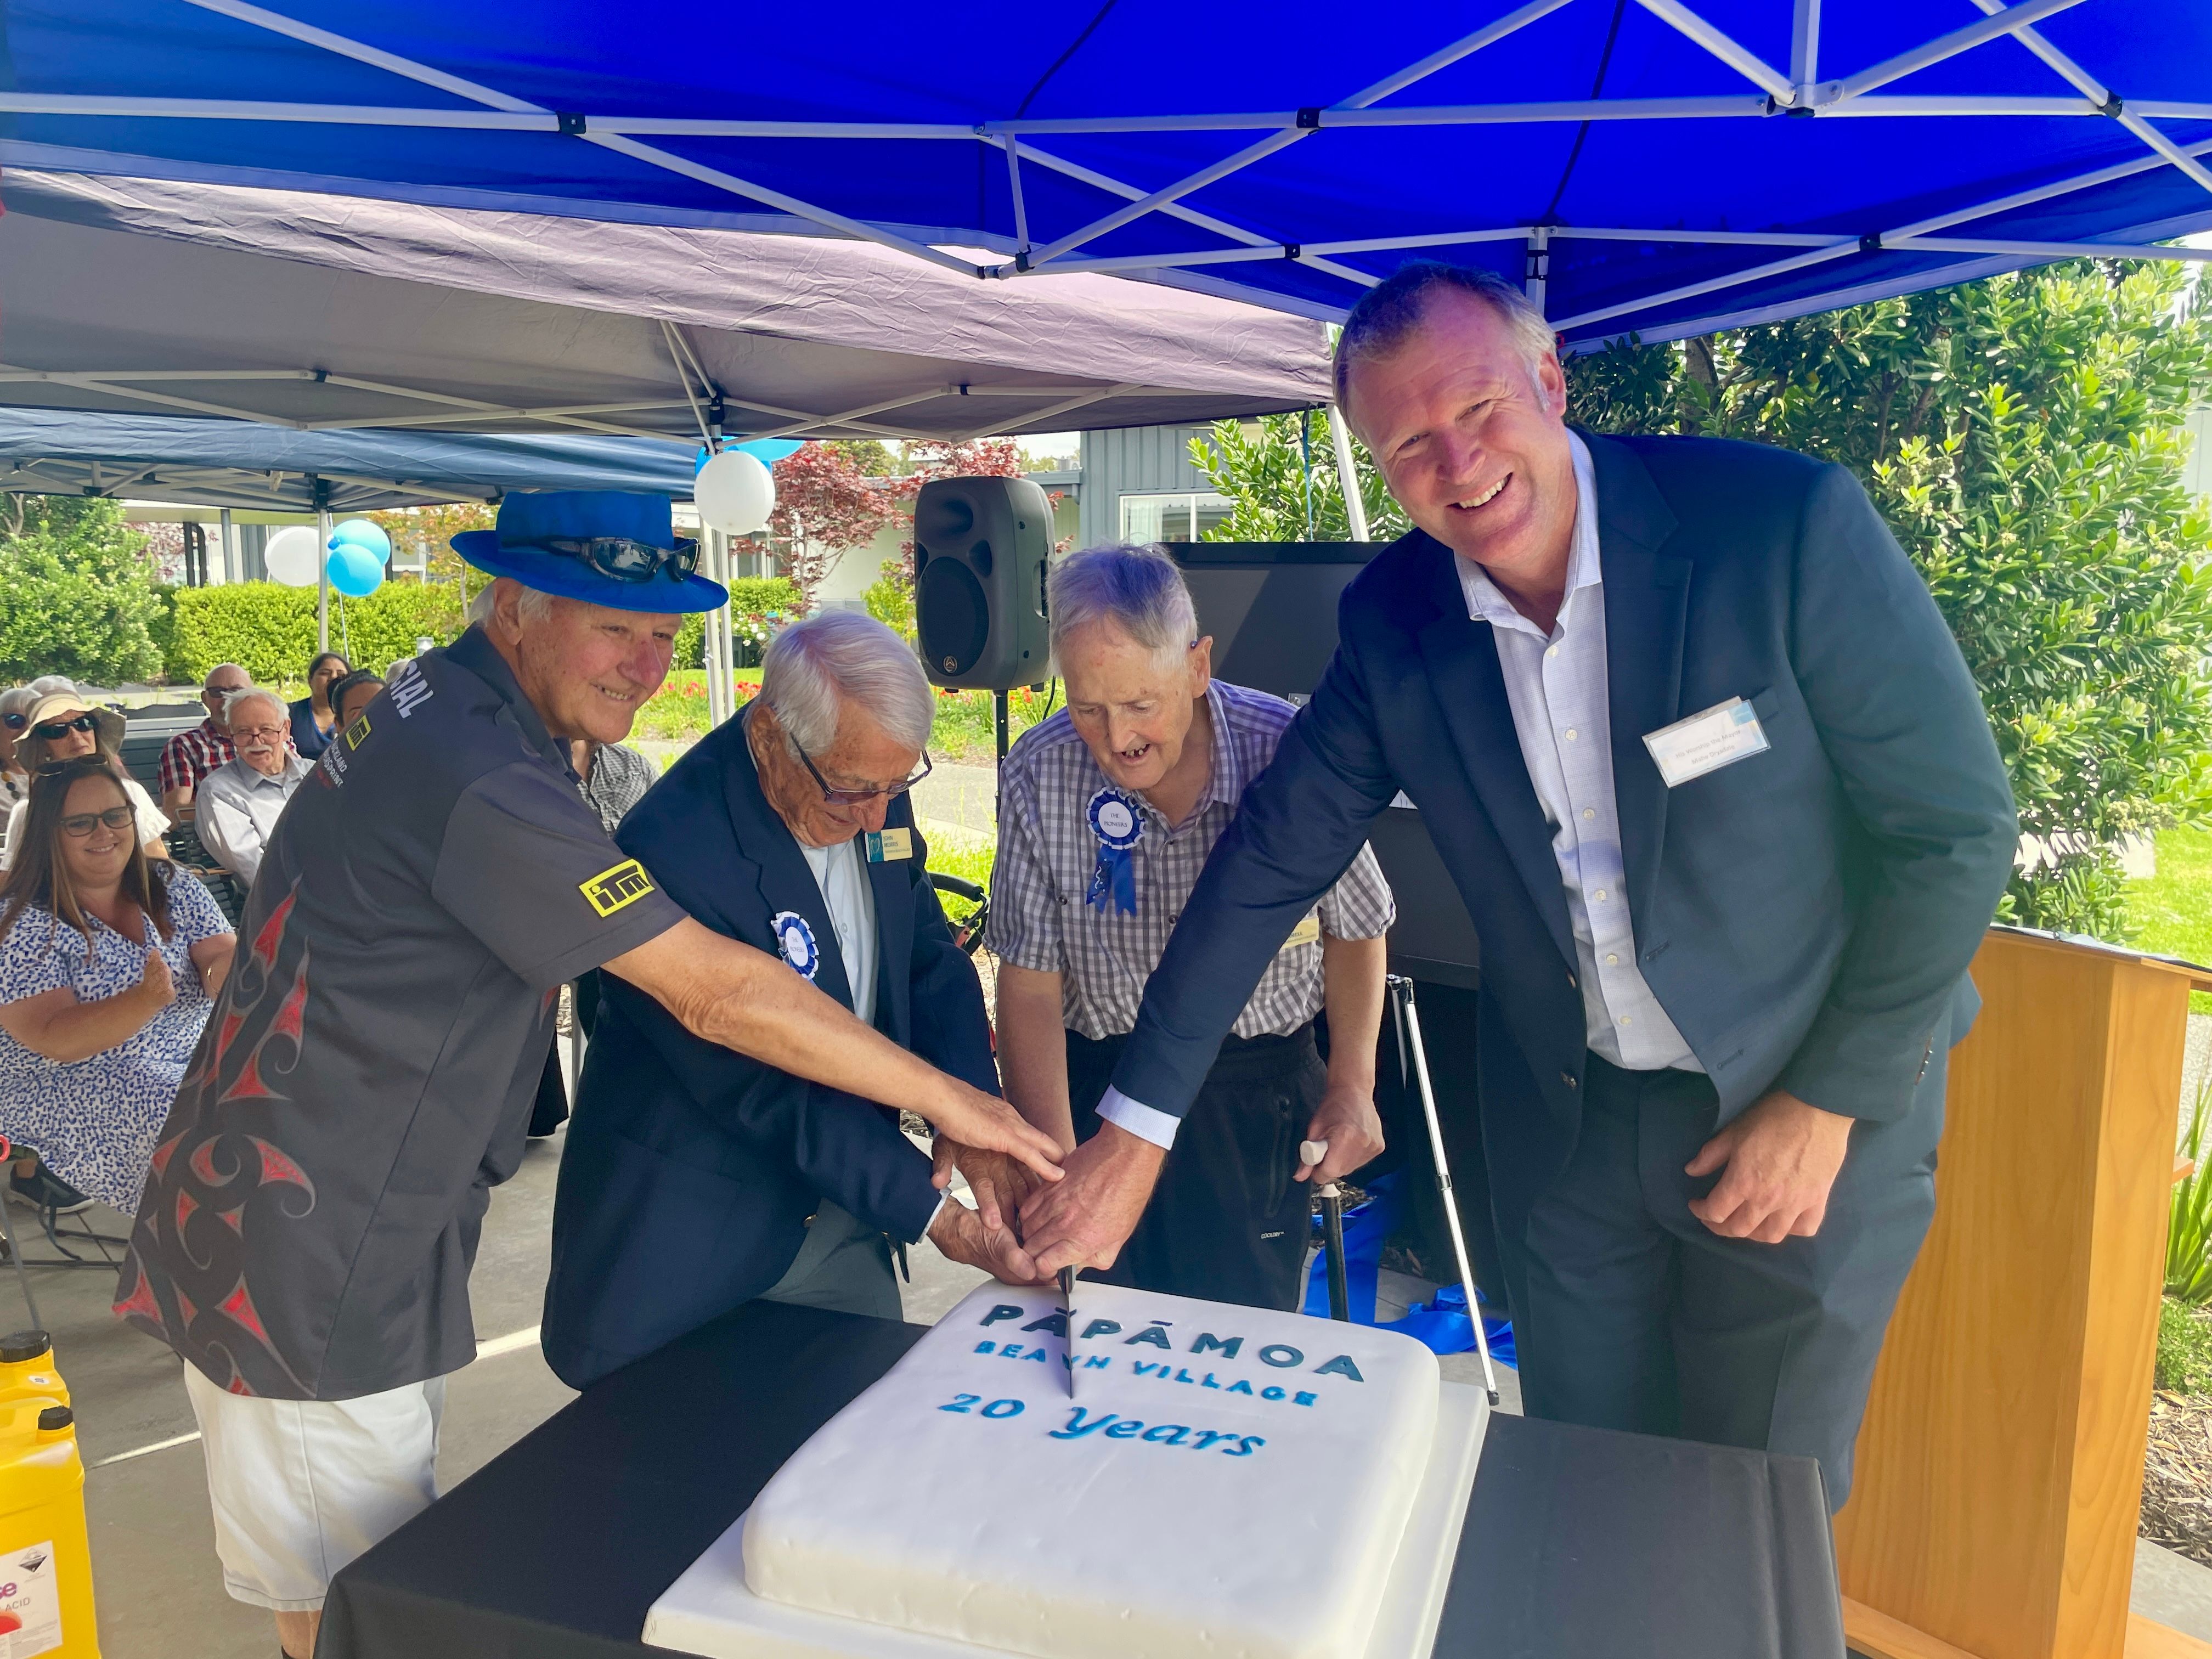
[162,582,465,685]
[674,577,802,670]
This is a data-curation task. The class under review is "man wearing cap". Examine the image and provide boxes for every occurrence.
[112,492,1063,1659]
[157,663,252,818]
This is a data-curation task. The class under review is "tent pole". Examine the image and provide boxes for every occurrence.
[1525,227,1550,317]
[1327,408,1370,543]
[313,479,331,653]
[1791,0,1820,88]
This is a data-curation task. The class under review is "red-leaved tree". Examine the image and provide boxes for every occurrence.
[765,443,899,612]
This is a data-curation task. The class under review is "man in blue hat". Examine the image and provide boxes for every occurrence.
[113,492,1063,1659]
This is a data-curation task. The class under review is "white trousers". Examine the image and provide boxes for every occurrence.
[183,1362,445,1612]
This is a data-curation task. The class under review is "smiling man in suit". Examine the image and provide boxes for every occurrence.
[1019,262,2018,1506]
[544,611,1040,1387]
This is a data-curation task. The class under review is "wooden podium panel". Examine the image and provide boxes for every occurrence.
[1835,930,2202,1659]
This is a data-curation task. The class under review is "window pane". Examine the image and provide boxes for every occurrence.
[1120,495,1173,544]
[1193,494,1234,541]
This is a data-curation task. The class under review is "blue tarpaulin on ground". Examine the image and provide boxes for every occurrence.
[0,408,696,511]
[4,1,2209,346]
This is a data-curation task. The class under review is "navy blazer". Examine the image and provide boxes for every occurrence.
[1111,434,2018,1216]
[542,706,997,1387]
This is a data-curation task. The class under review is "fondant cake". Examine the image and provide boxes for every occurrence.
[740,1281,1441,1659]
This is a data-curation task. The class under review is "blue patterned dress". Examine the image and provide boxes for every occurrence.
[0,871,232,1213]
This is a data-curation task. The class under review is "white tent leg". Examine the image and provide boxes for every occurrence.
[1327,408,1370,543]
[315,500,331,653]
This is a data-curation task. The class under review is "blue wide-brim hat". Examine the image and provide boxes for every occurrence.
[452,490,727,614]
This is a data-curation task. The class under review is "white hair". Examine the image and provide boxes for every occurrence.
[0,687,40,723]
[466,579,555,628]
[760,612,934,757]
[27,676,77,698]
[1046,544,1198,668]
[221,686,287,728]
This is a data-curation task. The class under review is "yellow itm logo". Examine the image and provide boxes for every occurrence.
[343,714,372,749]
[580,859,656,918]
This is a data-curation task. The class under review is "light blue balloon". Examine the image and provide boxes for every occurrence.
[735,438,804,466]
[326,541,385,598]
[329,517,393,565]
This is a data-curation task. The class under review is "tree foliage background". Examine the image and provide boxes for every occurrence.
[1195,262,2212,940]
[0,495,166,684]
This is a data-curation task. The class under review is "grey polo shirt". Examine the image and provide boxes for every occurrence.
[114,625,686,1401]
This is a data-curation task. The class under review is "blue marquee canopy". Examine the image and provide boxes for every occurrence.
[0,407,698,511]
[4,0,2209,347]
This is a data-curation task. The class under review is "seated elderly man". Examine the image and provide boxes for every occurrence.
[194,687,313,887]
[990,544,1396,1312]
[543,611,1039,1386]
[157,663,252,819]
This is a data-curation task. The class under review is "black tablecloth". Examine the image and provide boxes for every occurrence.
[319,1301,1845,1659]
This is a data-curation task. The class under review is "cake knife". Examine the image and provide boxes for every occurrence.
[1059,1266,1081,1398]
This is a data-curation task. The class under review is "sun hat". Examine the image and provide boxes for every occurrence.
[450,491,727,615]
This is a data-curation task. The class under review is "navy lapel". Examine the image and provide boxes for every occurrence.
[720,708,856,1012]
[1409,535,1576,970]
[1587,435,1690,934]
[862,799,919,1041]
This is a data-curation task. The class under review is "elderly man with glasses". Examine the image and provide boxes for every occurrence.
[544,608,1034,1387]
[194,687,314,888]
[157,663,253,819]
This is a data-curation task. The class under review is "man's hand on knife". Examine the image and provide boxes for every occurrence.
[1018,1120,1165,1277]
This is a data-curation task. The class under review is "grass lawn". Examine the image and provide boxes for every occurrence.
[2125,826,2212,1013]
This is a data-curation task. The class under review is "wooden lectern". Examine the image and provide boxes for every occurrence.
[1836,928,2212,1659]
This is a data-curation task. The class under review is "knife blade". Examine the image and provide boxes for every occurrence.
[1059,1266,1079,1398]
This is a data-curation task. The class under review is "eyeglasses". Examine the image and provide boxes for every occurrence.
[791,738,933,807]
[31,715,98,741]
[232,724,286,742]
[59,805,134,838]
[520,536,700,584]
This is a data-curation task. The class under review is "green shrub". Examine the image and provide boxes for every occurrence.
[865,569,916,641]
[165,582,465,684]
[675,577,803,671]
[2158,1297,2212,1395]
[0,496,165,684]
[2171,1082,2212,1306]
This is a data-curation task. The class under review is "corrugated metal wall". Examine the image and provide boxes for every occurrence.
[1076,425,1216,548]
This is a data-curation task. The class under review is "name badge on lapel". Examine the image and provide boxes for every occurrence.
[1643,697,1770,788]
[865,827,913,863]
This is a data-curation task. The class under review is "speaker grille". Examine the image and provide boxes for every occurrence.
[917,557,990,676]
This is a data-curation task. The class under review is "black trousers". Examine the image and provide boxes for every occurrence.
[1504,1048,1942,1511]
[1066,1025,1322,1313]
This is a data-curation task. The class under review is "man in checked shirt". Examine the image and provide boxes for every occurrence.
[988,544,1394,1311]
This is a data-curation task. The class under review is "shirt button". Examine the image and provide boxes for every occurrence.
[1582,807,1595,821]
[1606,952,1620,966]
[1545,645,1559,659]
[1619,1015,1633,1027]
[1594,888,1609,902]
[1564,727,1578,742]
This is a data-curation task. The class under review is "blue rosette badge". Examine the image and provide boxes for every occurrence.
[1084,787,1144,916]
[770,910,820,980]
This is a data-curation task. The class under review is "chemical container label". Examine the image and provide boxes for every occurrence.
[0,1539,59,1657]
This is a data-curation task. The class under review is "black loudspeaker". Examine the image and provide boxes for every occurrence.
[913,476,1051,690]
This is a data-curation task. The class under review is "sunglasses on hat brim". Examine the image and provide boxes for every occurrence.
[518,535,700,584]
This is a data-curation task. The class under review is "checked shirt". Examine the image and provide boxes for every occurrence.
[989,680,1393,1041]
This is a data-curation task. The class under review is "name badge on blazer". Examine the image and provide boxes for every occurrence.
[865,827,914,862]
[1643,697,1770,788]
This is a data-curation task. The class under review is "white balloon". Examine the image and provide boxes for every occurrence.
[263,524,321,587]
[694,449,777,535]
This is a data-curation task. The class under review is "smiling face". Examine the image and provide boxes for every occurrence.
[1343,290,1578,608]
[228,694,291,776]
[36,708,99,763]
[493,584,678,747]
[1059,619,1212,797]
[58,772,133,891]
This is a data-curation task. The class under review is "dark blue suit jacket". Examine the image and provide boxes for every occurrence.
[542,707,997,1387]
[1111,434,2018,1222]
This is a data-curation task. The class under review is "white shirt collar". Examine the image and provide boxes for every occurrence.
[1457,428,1601,641]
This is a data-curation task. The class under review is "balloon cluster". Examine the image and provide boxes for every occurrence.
[693,437,799,535]
[325,518,392,597]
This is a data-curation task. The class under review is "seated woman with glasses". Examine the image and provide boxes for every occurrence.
[0,688,37,812]
[0,758,236,1216]
[0,693,171,871]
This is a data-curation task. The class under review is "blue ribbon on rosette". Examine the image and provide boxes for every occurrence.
[1084,787,1144,916]
[770,910,820,980]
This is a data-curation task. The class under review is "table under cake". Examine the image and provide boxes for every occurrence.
[317,1301,1848,1659]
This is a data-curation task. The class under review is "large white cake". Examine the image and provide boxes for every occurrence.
[736,1282,1442,1659]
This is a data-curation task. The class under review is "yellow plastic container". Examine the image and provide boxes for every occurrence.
[0,1397,99,1657]
[0,1335,67,1413]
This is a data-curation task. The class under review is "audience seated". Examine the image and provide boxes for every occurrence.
[0,687,35,811]
[194,689,312,888]
[289,651,351,759]
[0,758,235,1215]
[157,664,251,820]
[3,695,170,870]
[328,670,385,729]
